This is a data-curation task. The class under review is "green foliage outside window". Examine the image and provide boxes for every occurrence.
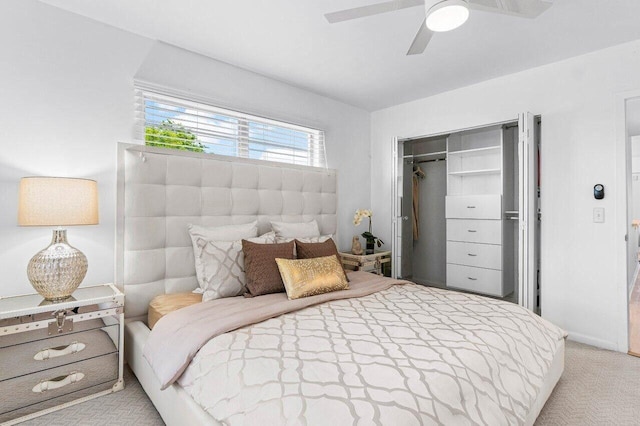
[145,120,204,152]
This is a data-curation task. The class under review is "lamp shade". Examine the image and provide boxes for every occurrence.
[18,177,99,226]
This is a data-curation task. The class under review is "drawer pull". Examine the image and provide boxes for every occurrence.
[32,372,85,393]
[466,206,476,209]
[467,277,478,281]
[467,253,477,257]
[34,342,86,361]
[467,230,477,233]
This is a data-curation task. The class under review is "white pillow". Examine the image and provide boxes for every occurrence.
[275,235,334,244]
[271,220,320,239]
[188,221,258,242]
[190,233,277,302]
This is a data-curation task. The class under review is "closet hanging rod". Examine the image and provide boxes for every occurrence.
[409,157,447,164]
[402,150,447,160]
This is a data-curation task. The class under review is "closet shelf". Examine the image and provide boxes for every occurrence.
[448,168,501,176]
[448,146,500,156]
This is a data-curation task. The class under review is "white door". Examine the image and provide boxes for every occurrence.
[518,112,538,311]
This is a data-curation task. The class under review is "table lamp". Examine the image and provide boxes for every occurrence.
[18,177,99,301]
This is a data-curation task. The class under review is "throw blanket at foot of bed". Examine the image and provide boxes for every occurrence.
[144,272,407,389]
[146,272,566,425]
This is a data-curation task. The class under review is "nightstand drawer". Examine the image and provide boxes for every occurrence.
[0,324,119,381]
[0,352,118,416]
[0,317,115,349]
[0,381,115,424]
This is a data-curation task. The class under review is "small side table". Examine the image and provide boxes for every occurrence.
[0,284,124,424]
[339,251,391,276]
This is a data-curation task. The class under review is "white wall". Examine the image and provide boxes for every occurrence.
[0,0,370,297]
[371,40,640,351]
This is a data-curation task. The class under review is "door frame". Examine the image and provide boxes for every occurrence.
[614,89,640,353]
[391,115,539,310]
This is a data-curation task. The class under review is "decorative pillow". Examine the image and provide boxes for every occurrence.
[188,221,259,291]
[271,220,320,239]
[275,255,349,300]
[243,240,295,297]
[295,238,350,282]
[191,234,275,302]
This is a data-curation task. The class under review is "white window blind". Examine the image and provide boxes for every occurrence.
[135,88,327,168]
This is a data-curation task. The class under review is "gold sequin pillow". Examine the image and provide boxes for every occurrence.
[275,255,349,300]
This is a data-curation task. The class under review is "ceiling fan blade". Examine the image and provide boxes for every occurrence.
[325,0,424,23]
[406,18,433,55]
[467,0,552,19]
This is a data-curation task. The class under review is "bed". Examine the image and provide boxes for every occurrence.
[117,144,565,426]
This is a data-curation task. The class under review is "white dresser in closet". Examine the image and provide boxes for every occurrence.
[445,126,516,298]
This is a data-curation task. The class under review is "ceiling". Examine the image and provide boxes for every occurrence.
[40,0,640,111]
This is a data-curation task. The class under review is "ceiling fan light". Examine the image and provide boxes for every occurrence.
[426,0,470,32]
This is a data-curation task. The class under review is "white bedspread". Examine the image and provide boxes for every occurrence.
[178,282,566,425]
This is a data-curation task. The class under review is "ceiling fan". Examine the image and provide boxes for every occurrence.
[325,0,552,55]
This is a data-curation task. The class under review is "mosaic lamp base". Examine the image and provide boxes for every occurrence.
[27,229,88,301]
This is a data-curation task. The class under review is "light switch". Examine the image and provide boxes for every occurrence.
[593,207,605,223]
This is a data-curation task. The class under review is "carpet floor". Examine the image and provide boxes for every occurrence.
[21,340,640,425]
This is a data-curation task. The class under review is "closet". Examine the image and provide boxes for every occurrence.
[398,118,539,309]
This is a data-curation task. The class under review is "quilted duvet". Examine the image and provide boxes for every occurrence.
[176,275,566,425]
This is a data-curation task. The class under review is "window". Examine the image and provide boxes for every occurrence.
[135,87,327,168]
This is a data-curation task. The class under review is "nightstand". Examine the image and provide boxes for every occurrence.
[339,251,392,276]
[0,284,124,425]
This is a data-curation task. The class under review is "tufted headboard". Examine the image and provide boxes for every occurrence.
[116,143,338,321]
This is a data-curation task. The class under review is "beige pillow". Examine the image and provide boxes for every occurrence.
[275,255,349,300]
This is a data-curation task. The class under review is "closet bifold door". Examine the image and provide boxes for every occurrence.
[518,112,537,311]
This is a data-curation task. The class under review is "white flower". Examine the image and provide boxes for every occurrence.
[353,209,372,226]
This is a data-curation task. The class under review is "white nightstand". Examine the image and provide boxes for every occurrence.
[339,251,392,276]
[0,284,124,425]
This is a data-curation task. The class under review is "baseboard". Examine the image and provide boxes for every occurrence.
[628,350,640,358]
[566,331,619,352]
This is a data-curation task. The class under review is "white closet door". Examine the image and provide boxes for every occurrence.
[518,112,537,311]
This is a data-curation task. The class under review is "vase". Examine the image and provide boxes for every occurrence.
[365,239,375,255]
[351,235,363,255]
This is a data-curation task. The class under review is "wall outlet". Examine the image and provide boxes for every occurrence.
[593,207,605,223]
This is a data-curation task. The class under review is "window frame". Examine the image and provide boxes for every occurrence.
[134,82,328,169]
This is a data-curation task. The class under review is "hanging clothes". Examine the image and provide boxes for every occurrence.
[412,166,425,240]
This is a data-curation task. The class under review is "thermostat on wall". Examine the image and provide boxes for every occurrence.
[594,184,604,200]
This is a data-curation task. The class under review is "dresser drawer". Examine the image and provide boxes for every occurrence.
[447,241,502,270]
[446,195,501,219]
[447,264,504,297]
[0,352,118,415]
[447,219,502,244]
[0,324,118,381]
